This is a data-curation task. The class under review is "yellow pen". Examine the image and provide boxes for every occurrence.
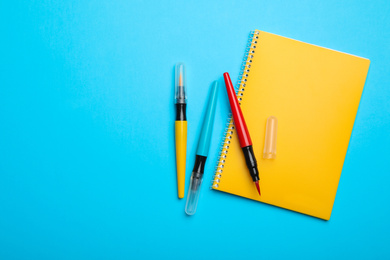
[174,63,187,199]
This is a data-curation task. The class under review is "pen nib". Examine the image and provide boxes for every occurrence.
[255,181,261,196]
[179,73,183,86]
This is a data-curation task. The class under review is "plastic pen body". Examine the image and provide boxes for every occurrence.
[175,63,187,199]
[185,155,206,215]
[185,81,219,215]
[223,72,261,195]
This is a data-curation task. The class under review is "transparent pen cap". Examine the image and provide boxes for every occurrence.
[175,62,187,104]
[263,116,278,159]
[185,175,203,215]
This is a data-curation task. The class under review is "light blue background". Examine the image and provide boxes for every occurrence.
[1,0,389,259]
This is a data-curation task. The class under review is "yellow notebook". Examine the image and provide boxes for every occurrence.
[212,30,370,220]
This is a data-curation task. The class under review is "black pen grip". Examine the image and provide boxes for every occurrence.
[242,145,260,182]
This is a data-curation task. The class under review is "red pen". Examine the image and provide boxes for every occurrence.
[223,72,261,196]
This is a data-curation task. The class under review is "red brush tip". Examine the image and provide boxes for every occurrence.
[255,181,261,196]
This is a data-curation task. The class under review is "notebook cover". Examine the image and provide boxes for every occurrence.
[212,30,370,220]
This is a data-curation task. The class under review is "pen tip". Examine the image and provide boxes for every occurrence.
[255,181,261,196]
[179,73,183,86]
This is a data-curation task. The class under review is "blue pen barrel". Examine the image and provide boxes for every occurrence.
[185,81,219,215]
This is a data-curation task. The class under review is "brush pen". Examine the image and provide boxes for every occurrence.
[223,72,261,196]
[175,63,187,199]
[185,81,219,215]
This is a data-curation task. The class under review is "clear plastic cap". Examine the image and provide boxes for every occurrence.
[185,175,203,215]
[263,116,278,159]
[175,62,187,104]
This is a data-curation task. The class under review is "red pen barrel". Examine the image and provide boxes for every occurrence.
[223,72,252,147]
[223,72,261,196]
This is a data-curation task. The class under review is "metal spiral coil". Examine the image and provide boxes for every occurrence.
[211,30,260,189]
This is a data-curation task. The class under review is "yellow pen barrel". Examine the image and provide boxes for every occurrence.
[175,121,187,198]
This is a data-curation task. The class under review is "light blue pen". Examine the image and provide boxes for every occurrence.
[185,81,219,215]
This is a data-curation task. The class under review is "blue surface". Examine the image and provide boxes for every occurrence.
[196,81,218,157]
[0,0,389,259]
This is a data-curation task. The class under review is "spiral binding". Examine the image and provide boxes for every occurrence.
[211,30,260,189]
